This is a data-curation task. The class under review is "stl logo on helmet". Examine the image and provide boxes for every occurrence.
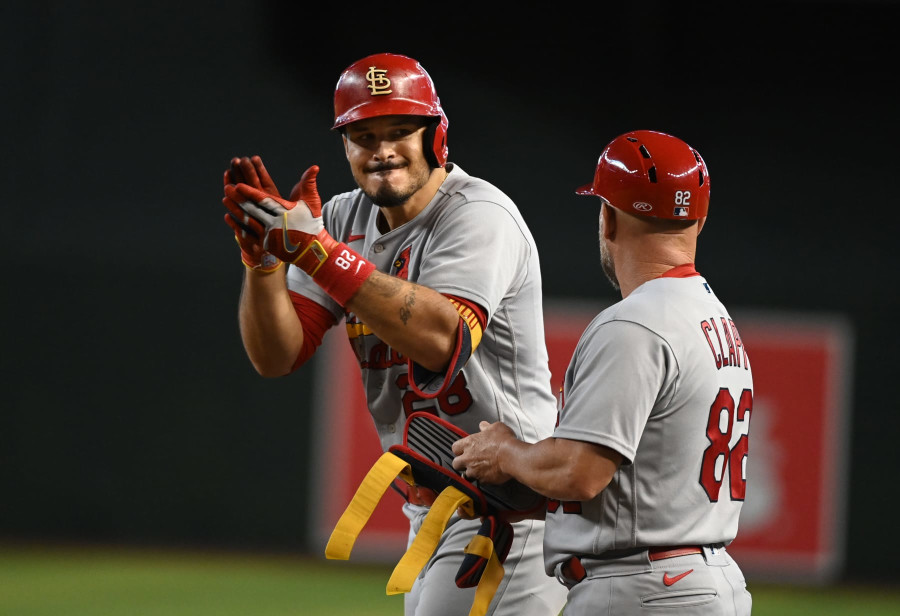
[365,67,392,95]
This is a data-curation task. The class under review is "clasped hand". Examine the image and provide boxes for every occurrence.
[223,164,335,268]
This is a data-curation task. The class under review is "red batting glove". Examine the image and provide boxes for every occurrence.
[224,165,338,273]
[226,155,282,195]
[224,165,376,306]
[222,156,283,273]
[226,155,310,201]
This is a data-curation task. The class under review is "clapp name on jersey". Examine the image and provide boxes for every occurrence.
[700,316,750,371]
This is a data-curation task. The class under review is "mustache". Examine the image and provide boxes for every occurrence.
[365,161,407,173]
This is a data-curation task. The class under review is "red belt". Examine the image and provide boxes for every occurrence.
[559,546,704,587]
[647,546,704,561]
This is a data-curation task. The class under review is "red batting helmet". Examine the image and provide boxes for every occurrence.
[333,52,449,167]
[576,130,710,220]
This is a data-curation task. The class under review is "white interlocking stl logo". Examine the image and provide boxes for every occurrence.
[633,202,653,212]
[365,66,392,95]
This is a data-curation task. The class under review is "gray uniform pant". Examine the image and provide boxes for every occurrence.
[560,546,752,615]
[402,503,568,616]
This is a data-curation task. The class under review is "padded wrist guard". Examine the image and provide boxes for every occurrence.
[307,241,376,307]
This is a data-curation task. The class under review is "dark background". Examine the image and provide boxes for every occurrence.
[2,0,897,584]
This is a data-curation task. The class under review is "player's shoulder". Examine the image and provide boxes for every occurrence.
[605,275,722,335]
[586,283,678,335]
[570,303,663,366]
[441,163,520,212]
[435,163,533,237]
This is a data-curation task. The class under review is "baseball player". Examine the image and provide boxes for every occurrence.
[452,130,754,615]
[220,53,567,616]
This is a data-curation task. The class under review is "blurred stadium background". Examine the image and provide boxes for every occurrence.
[2,1,898,613]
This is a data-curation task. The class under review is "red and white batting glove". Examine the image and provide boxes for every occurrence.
[224,165,376,306]
[222,155,284,273]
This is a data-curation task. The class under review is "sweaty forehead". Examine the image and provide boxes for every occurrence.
[345,115,428,133]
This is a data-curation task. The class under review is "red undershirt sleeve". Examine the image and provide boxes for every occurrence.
[289,291,339,371]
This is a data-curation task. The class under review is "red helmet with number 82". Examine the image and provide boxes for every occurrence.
[576,130,710,220]
[333,52,449,168]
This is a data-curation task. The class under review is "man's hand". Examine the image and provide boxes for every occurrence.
[226,155,309,202]
[451,421,518,485]
[224,165,340,276]
[225,155,282,196]
[222,155,285,272]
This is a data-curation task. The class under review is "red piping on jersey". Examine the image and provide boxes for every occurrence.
[660,263,700,278]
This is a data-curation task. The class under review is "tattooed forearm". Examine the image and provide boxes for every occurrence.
[363,273,418,326]
[369,271,404,298]
[399,286,417,325]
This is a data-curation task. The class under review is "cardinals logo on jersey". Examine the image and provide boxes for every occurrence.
[393,246,412,280]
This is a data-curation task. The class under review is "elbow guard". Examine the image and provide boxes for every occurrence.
[408,296,485,398]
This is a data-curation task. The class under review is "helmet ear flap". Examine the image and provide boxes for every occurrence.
[423,115,448,168]
[423,120,438,167]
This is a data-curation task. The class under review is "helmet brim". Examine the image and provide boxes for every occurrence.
[575,183,597,196]
[333,98,443,129]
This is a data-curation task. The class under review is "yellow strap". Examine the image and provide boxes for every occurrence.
[386,486,473,595]
[465,534,505,616]
[325,452,413,560]
[449,298,483,350]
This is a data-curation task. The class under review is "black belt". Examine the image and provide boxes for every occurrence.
[555,546,704,588]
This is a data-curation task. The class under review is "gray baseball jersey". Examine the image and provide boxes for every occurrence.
[545,271,753,568]
[289,163,567,616]
[288,163,558,449]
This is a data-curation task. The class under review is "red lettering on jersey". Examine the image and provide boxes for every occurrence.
[396,372,473,417]
[728,319,750,370]
[727,320,741,368]
[702,316,751,371]
[366,342,406,370]
[720,317,737,367]
[701,320,723,369]
[699,388,752,502]
[700,388,735,501]
[710,318,729,367]
[729,389,752,500]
